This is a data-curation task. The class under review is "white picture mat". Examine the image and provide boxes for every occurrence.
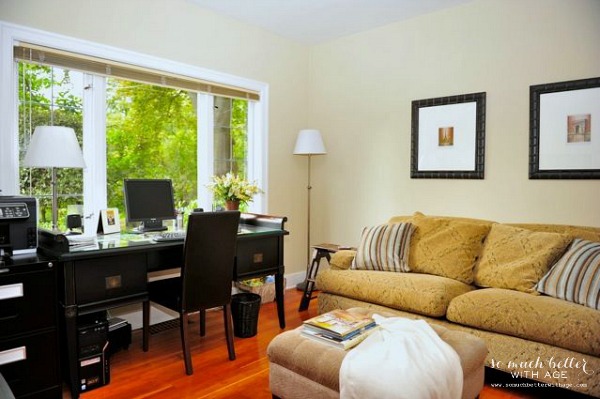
[418,102,477,171]
[539,87,600,170]
[100,208,121,234]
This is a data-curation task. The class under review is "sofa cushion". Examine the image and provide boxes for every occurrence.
[330,250,357,271]
[408,215,491,284]
[447,288,600,356]
[352,223,414,272]
[536,239,600,310]
[317,269,476,318]
[473,224,572,294]
[508,223,600,242]
[387,213,421,224]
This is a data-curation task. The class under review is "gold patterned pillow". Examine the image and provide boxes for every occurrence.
[536,239,600,309]
[507,223,600,242]
[474,224,572,294]
[352,223,415,272]
[408,216,491,284]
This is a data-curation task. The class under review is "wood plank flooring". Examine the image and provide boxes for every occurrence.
[75,289,589,399]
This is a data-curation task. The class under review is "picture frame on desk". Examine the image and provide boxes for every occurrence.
[98,208,121,234]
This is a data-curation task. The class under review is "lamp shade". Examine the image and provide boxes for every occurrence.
[293,129,326,155]
[23,126,86,168]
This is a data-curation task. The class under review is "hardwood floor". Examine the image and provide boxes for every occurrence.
[75,289,588,399]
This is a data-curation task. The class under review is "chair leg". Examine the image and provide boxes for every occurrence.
[199,309,206,336]
[180,312,193,375]
[142,300,150,352]
[223,304,236,361]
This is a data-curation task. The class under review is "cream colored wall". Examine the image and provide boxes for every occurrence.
[0,0,310,275]
[2,0,599,276]
[307,0,600,247]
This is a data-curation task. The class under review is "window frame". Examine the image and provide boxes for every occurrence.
[0,22,269,225]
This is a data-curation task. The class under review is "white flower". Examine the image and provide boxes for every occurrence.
[207,173,261,205]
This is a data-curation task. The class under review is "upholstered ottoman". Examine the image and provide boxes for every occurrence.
[267,309,487,399]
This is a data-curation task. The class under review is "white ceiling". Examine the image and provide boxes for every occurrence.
[188,0,474,44]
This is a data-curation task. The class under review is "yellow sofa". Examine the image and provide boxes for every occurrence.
[316,212,600,397]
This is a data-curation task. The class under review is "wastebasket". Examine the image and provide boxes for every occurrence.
[231,293,262,338]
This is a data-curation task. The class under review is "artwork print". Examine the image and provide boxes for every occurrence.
[411,92,486,179]
[529,77,600,179]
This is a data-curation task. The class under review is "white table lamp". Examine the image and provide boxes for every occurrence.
[23,126,86,232]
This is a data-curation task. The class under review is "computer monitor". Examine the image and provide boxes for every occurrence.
[123,179,176,232]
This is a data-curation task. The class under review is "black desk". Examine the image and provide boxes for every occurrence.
[39,213,287,399]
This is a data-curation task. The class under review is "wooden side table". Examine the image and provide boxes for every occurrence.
[298,243,353,311]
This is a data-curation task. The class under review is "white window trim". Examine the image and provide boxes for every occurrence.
[82,74,107,234]
[0,21,268,213]
[197,94,214,210]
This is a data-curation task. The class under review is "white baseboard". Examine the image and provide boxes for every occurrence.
[285,271,306,289]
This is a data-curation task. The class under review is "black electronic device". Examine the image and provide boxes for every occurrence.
[78,350,110,393]
[0,196,37,257]
[66,214,83,235]
[78,318,108,358]
[107,318,131,356]
[77,314,110,392]
[123,179,175,233]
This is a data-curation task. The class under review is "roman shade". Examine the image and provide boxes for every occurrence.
[14,43,259,101]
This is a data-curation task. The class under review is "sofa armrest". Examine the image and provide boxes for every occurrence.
[330,250,356,270]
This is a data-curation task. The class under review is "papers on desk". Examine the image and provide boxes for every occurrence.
[66,235,98,250]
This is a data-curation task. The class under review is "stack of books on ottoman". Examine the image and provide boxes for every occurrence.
[301,309,379,350]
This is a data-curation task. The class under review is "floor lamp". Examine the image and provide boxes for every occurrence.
[293,129,326,290]
[23,126,86,232]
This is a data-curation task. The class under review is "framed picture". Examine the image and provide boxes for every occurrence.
[529,77,600,179]
[411,92,486,179]
[98,208,121,234]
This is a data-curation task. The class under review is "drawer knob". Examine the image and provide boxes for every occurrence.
[47,262,54,268]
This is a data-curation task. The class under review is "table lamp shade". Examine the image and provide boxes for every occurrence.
[293,129,326,155]
[23,126,86,168]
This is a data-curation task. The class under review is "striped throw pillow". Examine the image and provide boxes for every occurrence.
[352,223,415,272]
[536,239,600,310]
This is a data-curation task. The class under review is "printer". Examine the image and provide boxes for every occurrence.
[0,196,37,257]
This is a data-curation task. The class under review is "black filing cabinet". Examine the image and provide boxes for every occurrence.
[0,256,61,398]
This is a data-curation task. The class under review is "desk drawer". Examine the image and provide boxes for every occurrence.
[236,237,279,277]
[0,330,60,398]
[0,268,56,339]
[74,253,147,305]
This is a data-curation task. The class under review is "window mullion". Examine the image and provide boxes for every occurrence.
[82,74,107,234]
[197,93,214,210]
[247,100,266,213]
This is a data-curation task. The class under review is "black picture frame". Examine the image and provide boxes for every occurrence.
[411,92,486,179]
[529,77,600,179]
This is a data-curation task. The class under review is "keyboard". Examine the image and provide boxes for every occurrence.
[153,231,186,242]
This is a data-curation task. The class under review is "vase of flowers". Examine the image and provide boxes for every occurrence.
[208,173,261,210]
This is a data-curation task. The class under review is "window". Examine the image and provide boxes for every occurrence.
[106,78,198,220]
[214,97,248,177]
[1,23,268,232]
[212,96,252,210]
[18,63,84,230]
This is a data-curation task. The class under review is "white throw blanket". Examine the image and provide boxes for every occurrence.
[340,315,463,399]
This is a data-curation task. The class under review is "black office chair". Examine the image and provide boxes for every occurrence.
[142,210,240,375]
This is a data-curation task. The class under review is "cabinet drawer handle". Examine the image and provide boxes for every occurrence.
[0,283,23,301]
[0,346,27,366]
[0,314,18,323]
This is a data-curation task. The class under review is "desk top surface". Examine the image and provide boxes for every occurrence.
[39,223,287,259]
